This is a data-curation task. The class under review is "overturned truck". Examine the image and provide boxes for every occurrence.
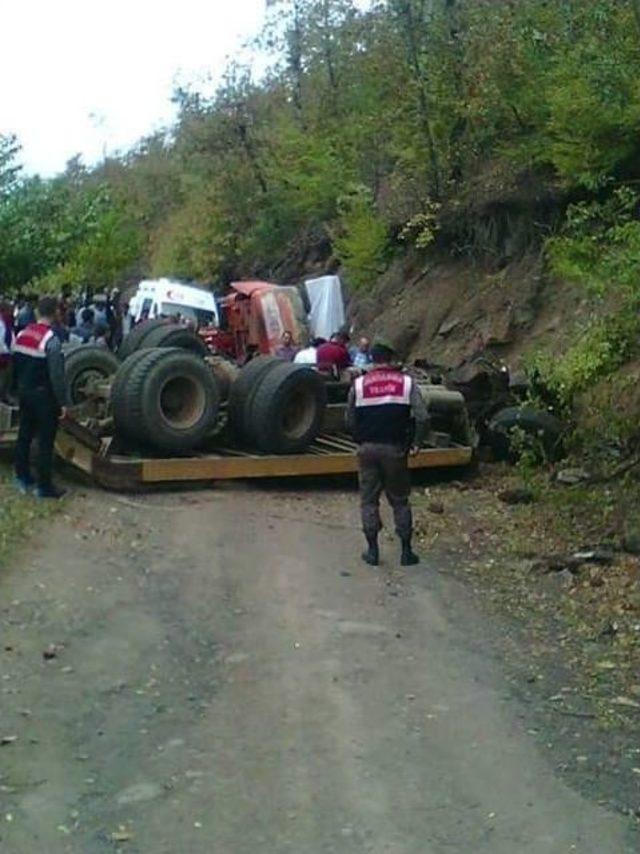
[53,322,475,490]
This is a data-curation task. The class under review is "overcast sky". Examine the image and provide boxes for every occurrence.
[1,0,269,176]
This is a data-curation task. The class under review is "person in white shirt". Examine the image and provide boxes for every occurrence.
[294,337,326,365]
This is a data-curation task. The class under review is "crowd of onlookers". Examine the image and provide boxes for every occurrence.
[2,290,131,348]
[0,290,134,401]
[0,289,374,402]
[275,330,373,372]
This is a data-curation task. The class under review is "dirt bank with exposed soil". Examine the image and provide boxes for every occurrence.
[350,252,589,370]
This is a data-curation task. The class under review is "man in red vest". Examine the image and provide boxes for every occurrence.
[12,296,69,498]
[347,342,429,567]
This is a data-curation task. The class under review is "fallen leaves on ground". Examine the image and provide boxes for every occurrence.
[414,464,640,724]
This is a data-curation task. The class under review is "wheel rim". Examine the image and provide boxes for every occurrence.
[71,367,105,403]
[281,385,316,440]
[159,376,206,429]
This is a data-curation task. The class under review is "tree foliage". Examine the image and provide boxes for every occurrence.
[0,134,21,200]
[2,0,640,294]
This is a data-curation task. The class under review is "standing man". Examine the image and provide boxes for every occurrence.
[12,296,69,499]
[347,342,429,567]
[275,330,298,362]
[15,297,36,333]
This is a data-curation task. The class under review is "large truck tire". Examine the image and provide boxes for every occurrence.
[111,348,220,453]
[227,356,281,440]
[65,345,119,405]
[248,362,327,454]
[117,319,169,361]
[487,406,565,462]
[109,349,155,429]
[139,323,209,358]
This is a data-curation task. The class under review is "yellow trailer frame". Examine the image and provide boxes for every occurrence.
[1,403,473,491]
[53,422,472,490]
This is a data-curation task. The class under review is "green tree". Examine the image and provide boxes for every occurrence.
[0,134,21,200]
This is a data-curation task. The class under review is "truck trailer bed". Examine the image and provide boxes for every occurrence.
[54,425,473,490]
[1,404,473,491]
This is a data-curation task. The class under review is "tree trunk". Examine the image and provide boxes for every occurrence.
[393,0,442,199]
[321,0,339,106]
[236,122,268,195]
[443,0,466,184]
[288,1,305,120]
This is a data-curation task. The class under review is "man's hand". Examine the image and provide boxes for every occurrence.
[59,407,69,421]
[409,445,421,457]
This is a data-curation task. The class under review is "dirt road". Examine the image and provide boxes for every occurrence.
[0,484,636,853]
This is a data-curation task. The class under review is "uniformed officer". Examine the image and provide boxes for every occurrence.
[346,342,429,567]
[12,296,69,498]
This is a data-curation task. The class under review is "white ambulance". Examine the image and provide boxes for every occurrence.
[129,279,219,329]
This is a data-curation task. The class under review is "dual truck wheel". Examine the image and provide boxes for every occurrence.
[111,348,220,453]
[228,357,327,454]
[66,339,327,455]
[109,352,326,455]
[66,327,565,462]
[65,321,209,408]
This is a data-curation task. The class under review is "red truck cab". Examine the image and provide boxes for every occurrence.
[200,281,309,363]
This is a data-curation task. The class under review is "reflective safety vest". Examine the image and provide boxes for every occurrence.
[353,368,413,446]
[12,322,55,393]
[13,322,54,358]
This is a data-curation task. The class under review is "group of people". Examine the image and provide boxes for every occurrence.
[275,330,373,371]
[0,288,143,404]
[4,302,429,564]
[3,289,130,360]
[0,289,134,500]
[274,328,428,567]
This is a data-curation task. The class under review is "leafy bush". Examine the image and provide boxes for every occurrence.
[399,203,440,250]
[330,187,390,290]
[534,185,640,415]
[541,16,640,188]
[548,187,640,297]
[530,312,640,414]
[149,188,232,282]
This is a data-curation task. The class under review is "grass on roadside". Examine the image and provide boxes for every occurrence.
[0,463,61,570]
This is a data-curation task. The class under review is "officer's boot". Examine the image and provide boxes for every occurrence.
[400,536,420,566]
[362,534,380,567]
